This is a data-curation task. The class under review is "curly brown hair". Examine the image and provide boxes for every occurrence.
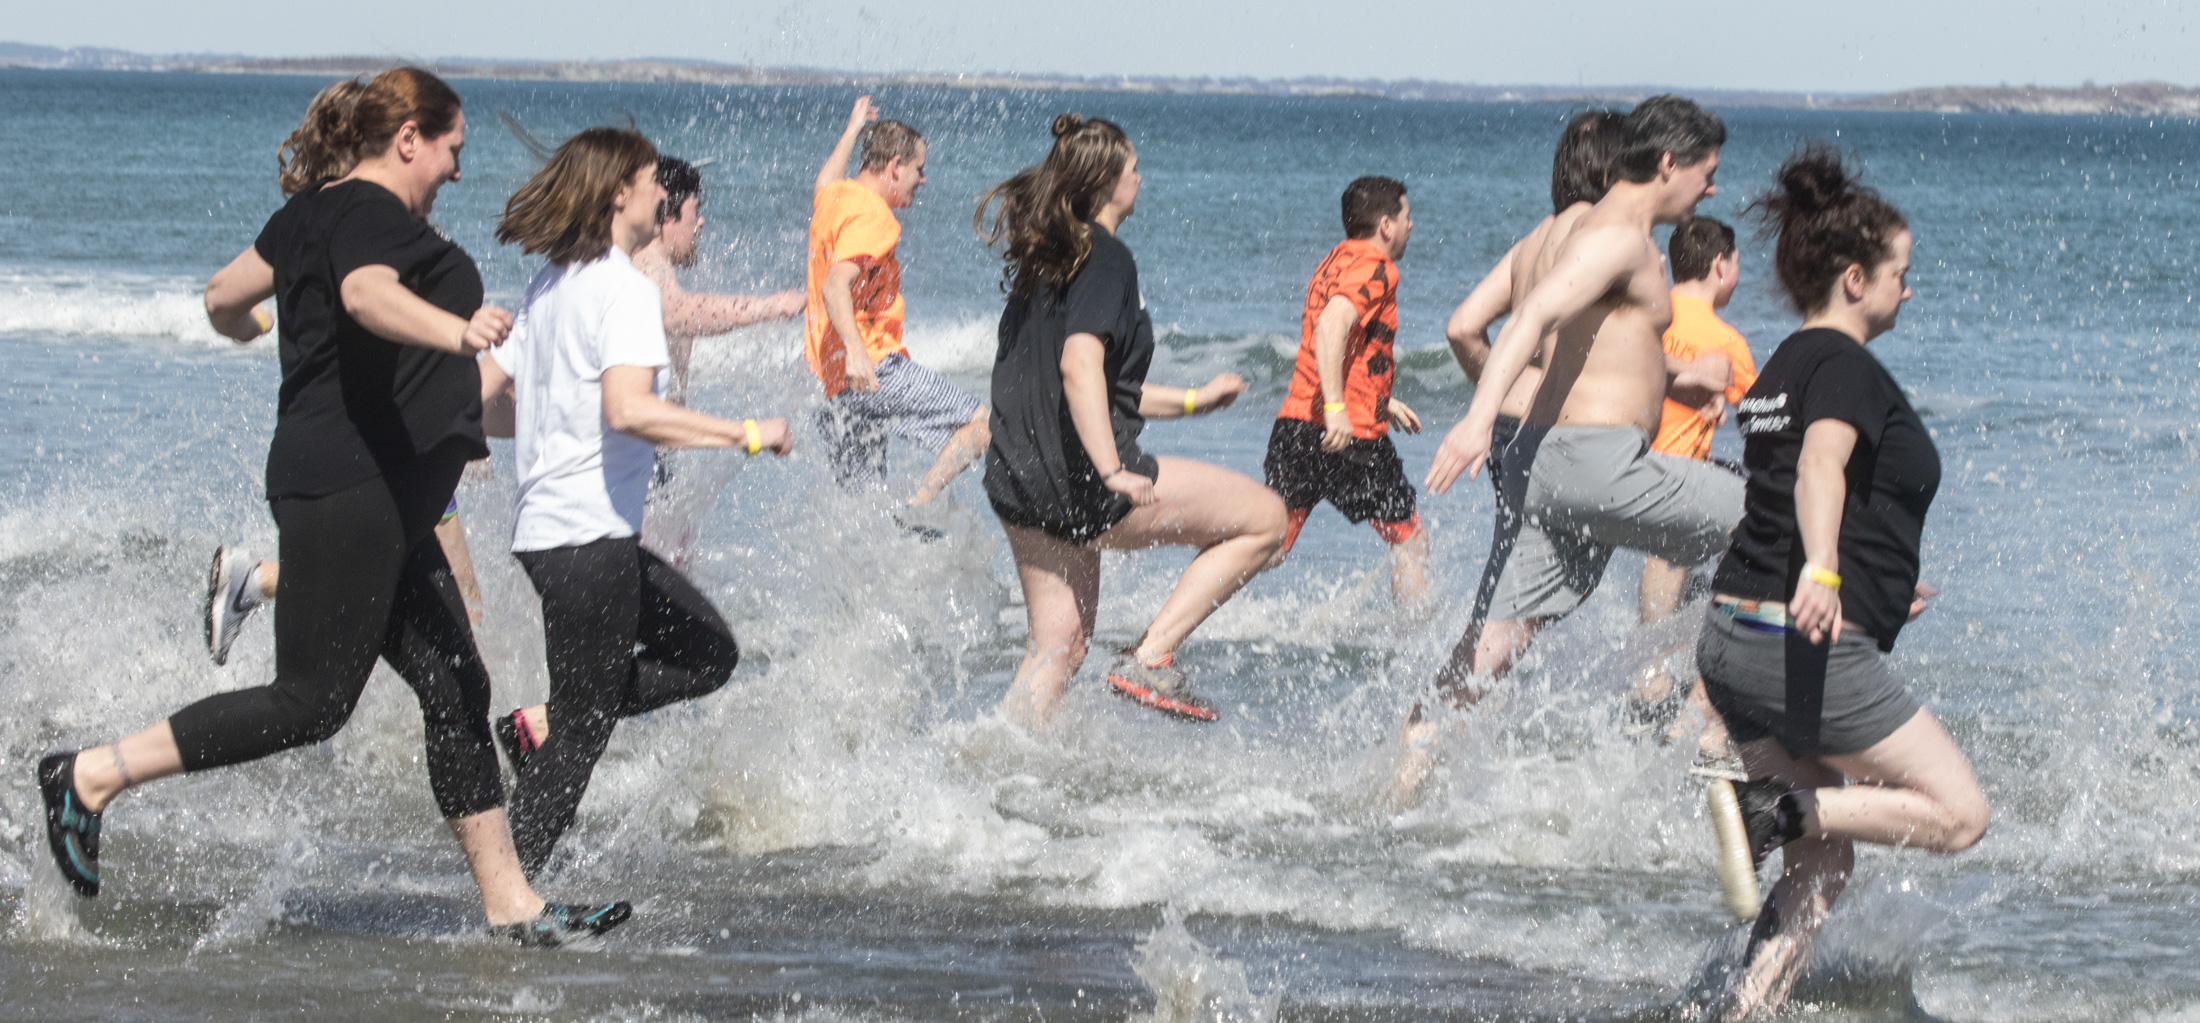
[276,67,462,197]
[973,114,1134,299]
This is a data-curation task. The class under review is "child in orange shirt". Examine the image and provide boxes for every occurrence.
[1262,177,1428,607]
[806,97,989,506]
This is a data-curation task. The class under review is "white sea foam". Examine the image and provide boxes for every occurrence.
[0,269,255,348]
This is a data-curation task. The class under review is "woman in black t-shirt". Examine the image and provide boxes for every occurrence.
[1699,147,1987,1019]
[33,69,627,947]
[976,115,1284,728]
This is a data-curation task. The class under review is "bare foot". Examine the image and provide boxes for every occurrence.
[1376,715,1440,813]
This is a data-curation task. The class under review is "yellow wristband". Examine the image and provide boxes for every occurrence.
[1804,563,1842,590]
[743,419,762,455]
[251,306,274,336]
[1184,388,1199,415]
[1323,401,1346,413]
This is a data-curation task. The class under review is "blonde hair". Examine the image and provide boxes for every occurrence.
[973,114,1133,299]
[276,67,462,197]
[496,128,658,266]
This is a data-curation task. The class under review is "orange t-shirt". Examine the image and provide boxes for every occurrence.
[803,180,906,397]
[1652,292,1757,460]
[1278,238,1399,440]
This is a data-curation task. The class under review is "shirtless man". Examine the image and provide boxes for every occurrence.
[1386,96,1739,803]
[633,155,804,405]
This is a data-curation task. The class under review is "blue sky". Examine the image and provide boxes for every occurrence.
[12,0,2196,93]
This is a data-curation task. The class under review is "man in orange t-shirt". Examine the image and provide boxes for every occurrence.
[1633,215,1753,742]
[1263,176,1429,606]
[805,96,988,506]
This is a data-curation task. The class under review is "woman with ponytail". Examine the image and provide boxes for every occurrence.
[1697,145,1987,1017]
[977,114,1284,728]
[37,68,630,946]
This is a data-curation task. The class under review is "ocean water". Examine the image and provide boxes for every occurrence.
[2,67,2198,1021]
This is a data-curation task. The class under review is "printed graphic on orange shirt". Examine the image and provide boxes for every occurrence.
[1280,238,1399,440]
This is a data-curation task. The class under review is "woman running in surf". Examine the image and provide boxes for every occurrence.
[976,114,1284,727]
[1699,145,1988,1018]
[35,68,629,946]
[478,127,791,878]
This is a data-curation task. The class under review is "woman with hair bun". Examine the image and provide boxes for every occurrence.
[36,67,629,946]
[1698,145,1988,1018]
[977,114,1285,727]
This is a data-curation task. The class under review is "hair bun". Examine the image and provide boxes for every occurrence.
[1051,113,1084,138]
[1777,144,1855,214]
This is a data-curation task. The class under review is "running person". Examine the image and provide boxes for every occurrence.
[634,154,804,405]
[1632,216,1755,750]
[36,69,628,945]
[635,154,803,565]
[1701,147,1986,1019]
[479,128,792,877]
[807,96,989,507]
[978,114,1284,727]
[1383,108,1730,806]
[1263,176,1429,607]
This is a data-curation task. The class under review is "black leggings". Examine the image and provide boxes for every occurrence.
[508,535,739,876]
[168,443,503,819]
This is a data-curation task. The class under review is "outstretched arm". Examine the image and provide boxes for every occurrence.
[1445,248,1517,383]
[815,96,878,197]
[1138,374,1246,419]
[660,286,805,336]
[1424,224,1640,494]
[602,365,792,454]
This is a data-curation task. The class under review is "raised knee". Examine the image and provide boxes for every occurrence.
[1940,802,1990,853]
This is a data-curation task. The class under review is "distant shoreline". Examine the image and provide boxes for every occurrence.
[5,42,2197,117]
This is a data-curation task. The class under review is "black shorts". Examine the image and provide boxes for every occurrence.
[1262,418,1415,524]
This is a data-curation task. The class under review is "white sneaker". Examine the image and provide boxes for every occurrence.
[204,545,263,666]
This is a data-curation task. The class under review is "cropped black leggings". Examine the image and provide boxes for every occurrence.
[167,442,502,819]
[508,536,740,876]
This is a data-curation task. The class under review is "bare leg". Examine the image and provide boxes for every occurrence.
[448,809,547,926]
[998,523,1101,728]
[1638,554,1690,624]
[1386,524,1432,608]
[256,561,280,601]
[1095,456,1285,665]
[71,719,551,926]
[1683,677,1732,755]
[1721,711,1988,1018]
[909,408,990,506]
[435,515,485,626]
[70,721,186,813]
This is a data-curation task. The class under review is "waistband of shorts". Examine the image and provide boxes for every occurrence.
[1712,594,1873,641]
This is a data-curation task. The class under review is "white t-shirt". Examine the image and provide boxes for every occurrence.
[487,246,670,553]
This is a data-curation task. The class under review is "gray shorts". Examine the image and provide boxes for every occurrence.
[1695,607,1921,758]
[1485,425,1744,623]
[814,353,983,485]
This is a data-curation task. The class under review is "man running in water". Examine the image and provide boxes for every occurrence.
[634,155,804,404]
[1263,176,1428,607]
[806,96,988,506]
[1391,96,1740,799]
[1632,216,1754,757]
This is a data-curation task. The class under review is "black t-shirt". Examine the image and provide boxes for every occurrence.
[983,223,1158,540]
[252,179,488,499]
[1712,328,1942,650]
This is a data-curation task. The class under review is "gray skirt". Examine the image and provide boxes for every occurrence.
[1695,606,1921,758]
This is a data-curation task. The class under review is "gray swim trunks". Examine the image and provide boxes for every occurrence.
[814,353,984,485]
[1695,607,1921,758]
[1484,425,1743,623]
